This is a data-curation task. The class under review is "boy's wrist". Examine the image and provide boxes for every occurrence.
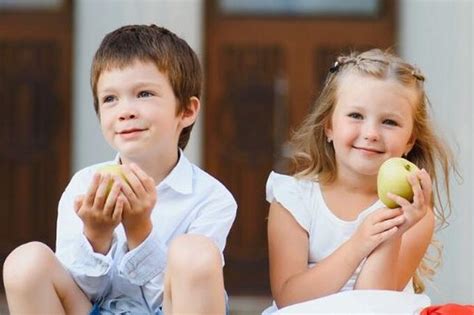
[124,218,153,250]
[83,227,114,254]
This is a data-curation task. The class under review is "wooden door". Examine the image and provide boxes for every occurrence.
[0,1,72,276]
[205,0,396,295]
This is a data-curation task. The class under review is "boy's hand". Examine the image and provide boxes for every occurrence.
[351,208,405,257]
[386,169,432,234]
[120,163,157,249]
[74,173,124,254]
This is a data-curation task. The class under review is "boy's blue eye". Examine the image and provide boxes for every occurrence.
[348,112,363,119]
[383,119,399,126]
[102,96,115,103]
[138,91,153,98]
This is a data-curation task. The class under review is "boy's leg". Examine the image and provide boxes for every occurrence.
[3,241,92,315]
[163,234,226,315]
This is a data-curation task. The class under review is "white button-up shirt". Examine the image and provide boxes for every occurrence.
[56,153,237,314]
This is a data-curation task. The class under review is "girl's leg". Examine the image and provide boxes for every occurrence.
[163,235,226,315]
[3,241,92,315]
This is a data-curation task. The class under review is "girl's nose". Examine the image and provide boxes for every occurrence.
[363,124,380,142]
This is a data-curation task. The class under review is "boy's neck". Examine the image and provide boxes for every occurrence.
[119,149,179,186]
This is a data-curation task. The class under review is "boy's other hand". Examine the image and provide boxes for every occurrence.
[74,172,124,254]
[120,163,156,249]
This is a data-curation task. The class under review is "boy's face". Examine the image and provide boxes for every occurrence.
[96,60,189,161]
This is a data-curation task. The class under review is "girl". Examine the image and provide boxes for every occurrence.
[265,49,455,311]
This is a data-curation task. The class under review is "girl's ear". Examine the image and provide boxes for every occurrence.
[324,121,333,143]
[180,96,200,128]
[404,133,416,156]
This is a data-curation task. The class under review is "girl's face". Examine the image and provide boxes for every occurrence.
[325,72,417,180]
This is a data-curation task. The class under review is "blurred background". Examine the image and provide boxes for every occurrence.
[0,0,472,312]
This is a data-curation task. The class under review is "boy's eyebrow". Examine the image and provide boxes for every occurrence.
[97,81,163,94]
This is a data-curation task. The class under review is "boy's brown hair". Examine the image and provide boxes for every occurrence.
[91,24,202,149]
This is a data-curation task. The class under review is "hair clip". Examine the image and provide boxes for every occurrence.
[329,61,340,73]
[411,70,425,81]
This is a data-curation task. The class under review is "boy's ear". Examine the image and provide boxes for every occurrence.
[180,96,200,128]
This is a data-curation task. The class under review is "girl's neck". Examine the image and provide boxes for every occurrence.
[120,149,179,185]
[326,171,378,196]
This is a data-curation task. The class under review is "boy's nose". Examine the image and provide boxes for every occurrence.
[118,101,138,120]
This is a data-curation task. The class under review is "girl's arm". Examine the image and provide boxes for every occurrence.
[268,201,402,308]
[356,170,435,290]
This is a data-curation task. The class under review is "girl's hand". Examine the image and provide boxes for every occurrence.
[351,208,405,257]
[119,163,157,249]
[74,173,124,254]
[386,169,432,234]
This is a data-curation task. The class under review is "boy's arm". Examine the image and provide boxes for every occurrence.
[55,170,117,302]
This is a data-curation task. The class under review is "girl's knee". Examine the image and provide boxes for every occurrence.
[3,242,55,288]
[168,235,222,279]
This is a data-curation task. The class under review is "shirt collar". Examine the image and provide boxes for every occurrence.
[114,149,193,195]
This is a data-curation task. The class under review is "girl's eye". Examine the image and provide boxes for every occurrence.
[383,119,399,126]
[138,91,153,98]
[348,112,363,119]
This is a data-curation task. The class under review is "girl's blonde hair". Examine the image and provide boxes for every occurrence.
[290,49,456,292]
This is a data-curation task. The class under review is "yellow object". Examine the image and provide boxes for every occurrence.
[377,157,420,208]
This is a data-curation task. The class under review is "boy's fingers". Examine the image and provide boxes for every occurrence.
[74,195,85,213]
[122,165,145,196]
[103,180,121,217]
[120,178,137,203]
[112,196,124,222]
[94,174,111,209]
[85,173,101,206]
[130,163,156,193]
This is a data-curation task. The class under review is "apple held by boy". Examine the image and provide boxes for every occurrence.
[97,165,130,195]
[377,157,420,209]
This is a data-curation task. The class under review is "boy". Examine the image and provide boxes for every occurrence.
[3,25,237,315]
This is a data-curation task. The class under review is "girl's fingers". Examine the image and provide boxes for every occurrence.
[103,179,122,217]
[378,226,399,242]
[130,163,156,193]
[408,174,424,208]
[85,173,101,206]
[386,192,411,208]
[371,207,402,223]
[418,169,432,204]
[374,214,405,234]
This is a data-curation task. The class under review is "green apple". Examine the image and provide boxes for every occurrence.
[97,165,130,195]
[377,157,420,208]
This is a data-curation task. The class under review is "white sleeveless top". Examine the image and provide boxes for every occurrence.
[265,172,414,312]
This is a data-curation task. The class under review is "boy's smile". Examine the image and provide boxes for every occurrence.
[96,59,187,165]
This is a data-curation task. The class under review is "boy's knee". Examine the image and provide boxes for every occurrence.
[168,235,222,279]
[3,242,55,289]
